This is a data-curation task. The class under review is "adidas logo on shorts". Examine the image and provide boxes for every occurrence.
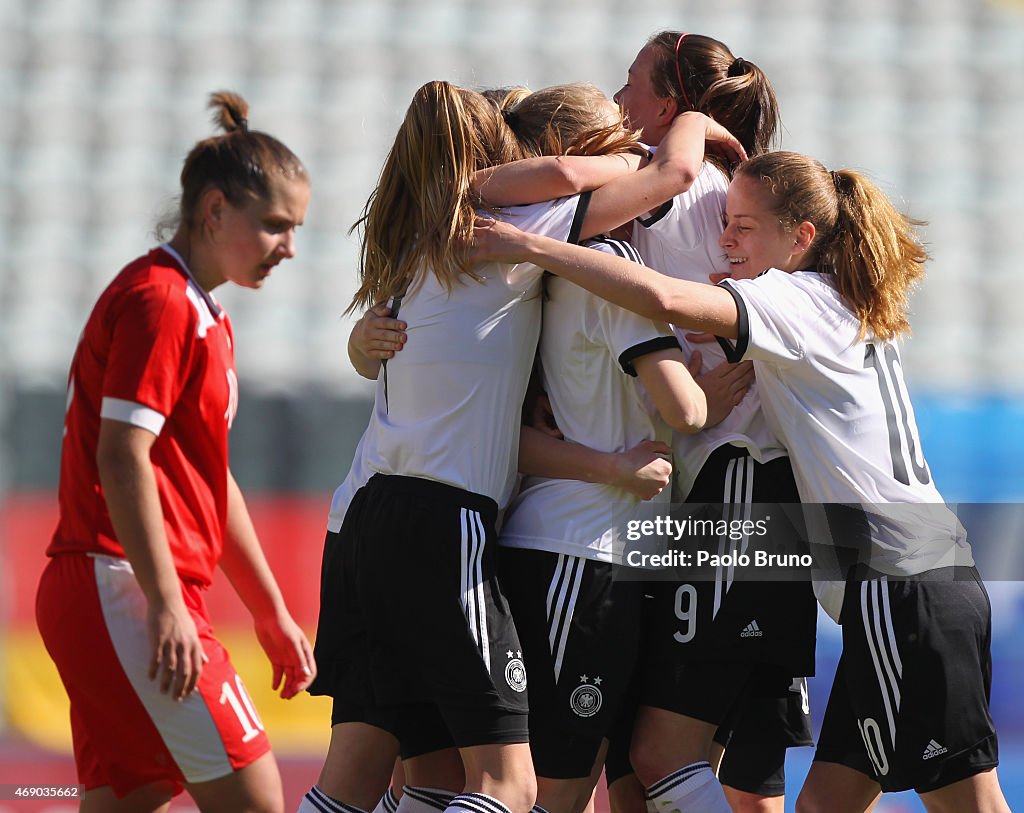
[740,620,763,638]
[922,739,948,760]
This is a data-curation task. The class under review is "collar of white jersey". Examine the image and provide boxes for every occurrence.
[159,243,224,317]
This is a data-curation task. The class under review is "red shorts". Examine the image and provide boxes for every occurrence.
[35,553,271,797]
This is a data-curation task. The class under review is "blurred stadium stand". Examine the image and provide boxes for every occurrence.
[1,0,1023,397]
[1,0,1023,810]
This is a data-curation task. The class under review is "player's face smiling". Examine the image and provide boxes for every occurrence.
[720,174,802,279]
[614,45,669,143]
[214,175,310,290]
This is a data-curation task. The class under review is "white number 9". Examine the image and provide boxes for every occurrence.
[673,583,698,643]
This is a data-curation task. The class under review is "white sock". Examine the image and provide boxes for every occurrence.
[297,786,369,813]
[443,792,513,813]
[399,787,457,813]
[373,787,401,813]
[646,762,731,813]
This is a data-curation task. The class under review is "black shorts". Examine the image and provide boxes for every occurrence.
[642,447,817,672]
[641,657,793,727]
[604,674,812,793]
[313,527,453,758]
[716,677,814,796]
[641,448,816,704]
[500,547,644,778]
[814,566,999,793]
[309,474,529,749]
[603,591,655,787]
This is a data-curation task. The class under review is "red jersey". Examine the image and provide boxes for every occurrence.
[48,246,239,586]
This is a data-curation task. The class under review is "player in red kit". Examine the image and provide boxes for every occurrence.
[36,91,315,813]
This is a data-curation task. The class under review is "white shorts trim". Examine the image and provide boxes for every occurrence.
[92,555,234,783]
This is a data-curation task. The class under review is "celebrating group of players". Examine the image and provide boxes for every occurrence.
[36,23,1010,813]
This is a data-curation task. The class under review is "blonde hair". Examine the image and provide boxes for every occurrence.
[504,83,643,159]
[481,85,532,113]
[348,81,526,313]
[738,151,928,340]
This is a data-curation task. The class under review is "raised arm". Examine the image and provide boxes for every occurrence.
[472,217,740,337]
[575,112,745,240]
[474,152,642,207]
[472,112,745,240]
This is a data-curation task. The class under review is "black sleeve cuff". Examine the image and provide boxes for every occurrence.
[716,281,750,362]
[636,199,673,228]
[618,336,682,377]
[567,190,592,245]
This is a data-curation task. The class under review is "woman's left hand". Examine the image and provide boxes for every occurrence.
[254,612,317,699]
[693,354,755,428]
[671,112,748,165]
[351,304,407,361]
[609,440,673,501]
[470,216,533,264]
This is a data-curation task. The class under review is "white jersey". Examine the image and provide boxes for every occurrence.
[327,431,372,532]
[499,238,678,563]
[630,161,786,499]
[327,196,588,531]
[720,270,973,615]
